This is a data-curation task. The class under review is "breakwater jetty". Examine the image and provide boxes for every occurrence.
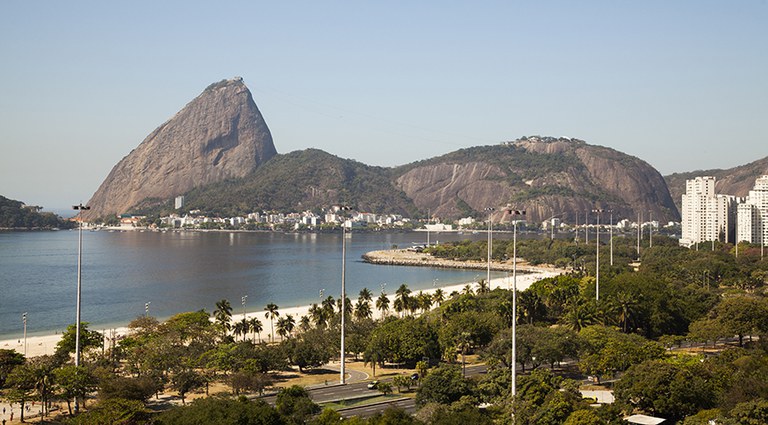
[361,249,562,275]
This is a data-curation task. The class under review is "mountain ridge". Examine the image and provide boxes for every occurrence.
[84,79,689,224]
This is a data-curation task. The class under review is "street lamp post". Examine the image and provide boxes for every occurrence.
[22,313,27,357]
[485,207,495,288]
[339,206,351,385]
[636,212,641,260]
[592,209,604,301]
[649,211,653,248]
[242,295,248,321]
[504,208,525,405]
[72,203,90,413]
[585,210,589,243]
[609,211,614,266]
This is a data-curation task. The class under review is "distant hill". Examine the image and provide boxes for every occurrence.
[0,196,74,229]
[140,149,420,217]
[392,136,679,223]
[85,79,682,224]
[665,156,768,212]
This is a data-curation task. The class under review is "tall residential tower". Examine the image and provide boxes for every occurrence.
[736,175,768,245]
[680,176,736,247]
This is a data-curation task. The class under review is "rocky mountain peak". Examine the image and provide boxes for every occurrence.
[84,78,277,218]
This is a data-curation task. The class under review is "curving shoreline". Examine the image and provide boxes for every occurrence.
[361,248,563,275]
[1,250,565,359]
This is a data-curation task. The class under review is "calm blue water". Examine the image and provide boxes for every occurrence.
[0,230,500,339]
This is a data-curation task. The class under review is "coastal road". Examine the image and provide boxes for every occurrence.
[260,364,489,418]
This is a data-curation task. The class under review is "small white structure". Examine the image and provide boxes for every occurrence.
[624,414,666,424]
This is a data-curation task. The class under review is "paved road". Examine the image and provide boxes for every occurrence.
[339,397,416,418]
[260,363,490,418]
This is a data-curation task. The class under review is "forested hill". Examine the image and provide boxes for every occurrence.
[0,195,74,229]
[131,149,421,218]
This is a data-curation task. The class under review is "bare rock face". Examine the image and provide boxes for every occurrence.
[85,78,276,218]
[395,136,680,223]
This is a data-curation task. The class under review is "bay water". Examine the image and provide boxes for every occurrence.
[0,230,499,339]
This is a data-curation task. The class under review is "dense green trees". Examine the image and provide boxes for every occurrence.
[0,195,75,229]
[1,234,766,424]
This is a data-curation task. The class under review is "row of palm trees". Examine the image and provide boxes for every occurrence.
[213,300,294,343]
[212,282,462,340]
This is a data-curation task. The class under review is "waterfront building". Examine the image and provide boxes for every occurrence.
[680,176,737,247]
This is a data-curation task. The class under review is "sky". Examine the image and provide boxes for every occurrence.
[1,1,766,210]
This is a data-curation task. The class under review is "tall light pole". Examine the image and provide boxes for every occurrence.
[72,203,90,413]
[339,206,351,385]
[504,208,525,404]
[636,212,641,260]
[22,312,27,357]
[609,210,614,266]
[485,207,495,288]
[592,209,604,301]
[651,211,656,248]
[426,208,430,247]
[242,295,248,321]
[585,210,589,243]
[575,211,579,243]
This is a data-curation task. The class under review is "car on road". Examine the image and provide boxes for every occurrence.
[367,380,379,389]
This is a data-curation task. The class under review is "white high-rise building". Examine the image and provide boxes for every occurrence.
[680,176,736,247]
[736,175,768,246]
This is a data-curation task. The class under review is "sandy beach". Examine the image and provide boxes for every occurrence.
[1,253,563,359]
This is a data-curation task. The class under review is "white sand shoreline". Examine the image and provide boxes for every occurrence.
[1,268,562,358]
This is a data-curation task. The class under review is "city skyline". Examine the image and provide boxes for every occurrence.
[1,1,766,209]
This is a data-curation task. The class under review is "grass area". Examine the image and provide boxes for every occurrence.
[274,367,340,387]
[321,394,408,410]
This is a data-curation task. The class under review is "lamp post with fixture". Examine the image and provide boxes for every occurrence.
[592,209,604,301]
[72,203,90,413]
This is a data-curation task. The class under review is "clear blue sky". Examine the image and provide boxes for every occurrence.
[1,1,766,209]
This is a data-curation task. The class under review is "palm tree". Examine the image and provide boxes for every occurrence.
[337,296,353,318]
[497,296,517,327]
[561,298,597,332]
[354,299,373,320]
[432,288,445,306]
[359,288,373,304]
[264,303,280,343]
[276,315,295,340]
[417,291,433,313]
[456,332,473,376]
[463,284,474,296]
[376,292,390,317]
[309,303,327,328]
[610,292,640,333]
[477,278,490,294]
[321,295,336,318]
[518,290,546,324]
[214,299,233,332]
[395,284,411,317]
[299,315,312,332]
[233,318,248,341]
[248,317,263,343]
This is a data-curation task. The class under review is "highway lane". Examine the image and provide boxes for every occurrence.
[259,363,490,417]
